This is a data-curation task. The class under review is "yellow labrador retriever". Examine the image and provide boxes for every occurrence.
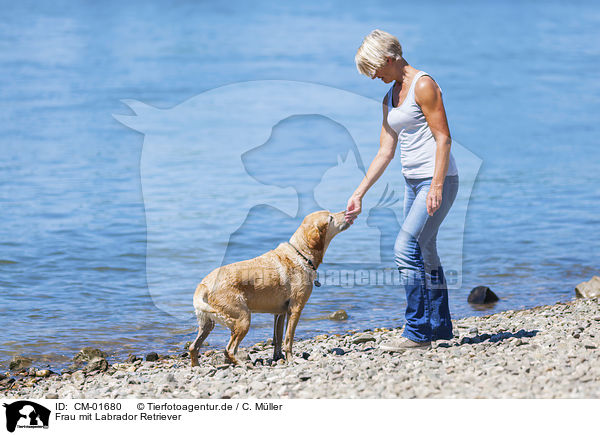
[189,210,349,366]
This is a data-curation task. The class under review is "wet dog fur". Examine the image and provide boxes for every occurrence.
[189,210,349,366]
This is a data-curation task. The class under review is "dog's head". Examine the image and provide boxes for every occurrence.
[293,210,349,261]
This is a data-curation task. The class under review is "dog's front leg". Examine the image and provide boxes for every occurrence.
[283,308,303,363]
[272,314,286,361]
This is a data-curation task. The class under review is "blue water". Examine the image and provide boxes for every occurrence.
[1,0,599,371]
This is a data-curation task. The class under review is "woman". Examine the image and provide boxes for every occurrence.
[345,29,459,350]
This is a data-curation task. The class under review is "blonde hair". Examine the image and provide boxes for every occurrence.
[355,29,403,77]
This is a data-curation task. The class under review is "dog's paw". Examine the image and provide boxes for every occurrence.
[272,351,285,362]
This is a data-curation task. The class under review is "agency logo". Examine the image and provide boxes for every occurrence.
[2,401,50,433]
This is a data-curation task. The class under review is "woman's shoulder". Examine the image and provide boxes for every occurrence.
[414,73,443,106]
[414,72,440,93]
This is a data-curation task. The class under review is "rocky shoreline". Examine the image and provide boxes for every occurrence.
[2,297,599,399]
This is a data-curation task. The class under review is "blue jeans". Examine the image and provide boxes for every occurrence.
[394,175,459,342]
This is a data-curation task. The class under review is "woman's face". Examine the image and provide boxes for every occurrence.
[372,59,393,83]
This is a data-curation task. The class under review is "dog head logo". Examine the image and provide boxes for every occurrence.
[113,81,481,317]
[3,401,50,432]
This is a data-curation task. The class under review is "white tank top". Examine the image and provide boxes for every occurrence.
[386,71,458,179]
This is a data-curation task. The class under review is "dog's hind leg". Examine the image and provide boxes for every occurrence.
[189,314,215,367]
[272,314,286,361]
[224,308,251,365]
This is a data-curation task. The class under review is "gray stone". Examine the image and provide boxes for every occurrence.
[575,276,600,299]
[352,334,376,344]
[299,373,311,381]
[126,354,141,364]
[165,373,176,383]
[9,355,33,371]
[84,357,109,373]
[248,380,266,390]
[329,310,349,321]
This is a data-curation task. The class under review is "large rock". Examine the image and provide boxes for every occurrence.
[575,276,600,299]
[467,286,499,304]
[73,347,107,363]
[9,355,33,371]
[84,357,109,373]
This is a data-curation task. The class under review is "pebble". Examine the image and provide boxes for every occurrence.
[71,371,85,384]
[352,334,376,344]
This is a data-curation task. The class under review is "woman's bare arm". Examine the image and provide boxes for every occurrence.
[345,96,398,223]
[415,75,452,216]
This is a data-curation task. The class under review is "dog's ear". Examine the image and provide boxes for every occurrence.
[305,221,327,251]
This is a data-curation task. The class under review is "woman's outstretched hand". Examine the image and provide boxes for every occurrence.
[345,194,362,224]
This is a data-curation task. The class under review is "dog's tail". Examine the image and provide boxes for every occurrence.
[193,283,215,313]
[193,283,225,327]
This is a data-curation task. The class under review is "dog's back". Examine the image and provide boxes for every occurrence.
[194,249,295,318]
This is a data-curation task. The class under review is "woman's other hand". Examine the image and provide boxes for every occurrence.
[345,194,362,224]
[426,184,443,216]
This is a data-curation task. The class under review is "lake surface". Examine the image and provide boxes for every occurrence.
[1,0,599,371]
